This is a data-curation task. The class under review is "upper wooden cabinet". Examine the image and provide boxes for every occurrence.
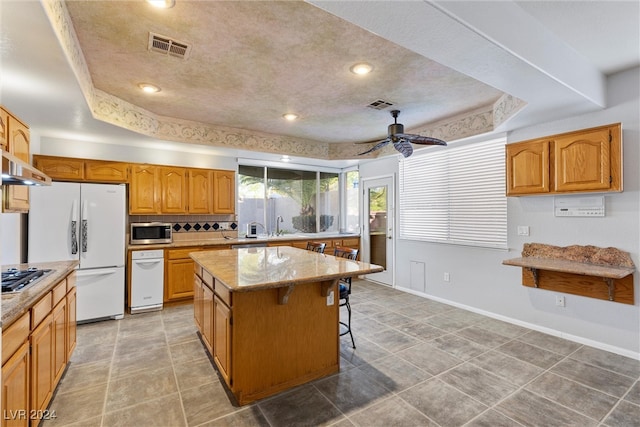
[214,170,235,214]
[159,166,188,214]
[189,169,213,214]
[2,107,31,212]
[506,123,622,196]
[33,155,129,183]
[130,164,160,214]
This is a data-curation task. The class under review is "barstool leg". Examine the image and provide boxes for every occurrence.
[346,299,355,349]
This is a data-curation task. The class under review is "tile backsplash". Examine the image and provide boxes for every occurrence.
[129,215,238,240]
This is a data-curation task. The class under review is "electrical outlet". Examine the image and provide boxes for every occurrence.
[517,226,530,236]
[555,295,566,307]
[444,272,450,282]
[327,290,334,306]
[219,222,229,230]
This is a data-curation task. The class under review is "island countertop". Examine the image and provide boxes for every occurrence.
[190,246,383,292]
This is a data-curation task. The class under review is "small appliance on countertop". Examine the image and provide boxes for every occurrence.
[245,223,259,238]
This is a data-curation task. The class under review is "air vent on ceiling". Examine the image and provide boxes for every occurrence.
[148,32,191,59]
[367,99,394,110]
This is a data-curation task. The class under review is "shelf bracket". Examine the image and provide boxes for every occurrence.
[603,278,615,301]
[526,267,539,287]
[320,279,337,297]
[278,285,295,305]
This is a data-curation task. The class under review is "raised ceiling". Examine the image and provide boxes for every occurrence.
[1,1,638,163]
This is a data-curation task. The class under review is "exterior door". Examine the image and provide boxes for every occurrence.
[362,176,394,286]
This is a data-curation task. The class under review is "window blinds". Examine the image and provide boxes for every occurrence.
[399,138,507,249]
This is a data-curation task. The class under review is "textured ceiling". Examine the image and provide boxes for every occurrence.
[64,0,504,146]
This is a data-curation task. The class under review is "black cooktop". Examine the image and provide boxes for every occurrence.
[1,267,52,293]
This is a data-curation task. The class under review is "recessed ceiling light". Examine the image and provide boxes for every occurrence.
[138,83,161,93]
[283,113,298,121]
[147,0,175,8]
[350,62,373,75]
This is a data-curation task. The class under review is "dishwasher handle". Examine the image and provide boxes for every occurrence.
[133,259,163,265]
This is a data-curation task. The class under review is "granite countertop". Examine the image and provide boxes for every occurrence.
[190,246,383,292]
[2,260,79,328]
[128,233,360,251]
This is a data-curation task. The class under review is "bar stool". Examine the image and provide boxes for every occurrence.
[333,246,359,348]
[306,241,326,253]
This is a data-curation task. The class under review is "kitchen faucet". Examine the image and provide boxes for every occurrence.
[276,215,284,236]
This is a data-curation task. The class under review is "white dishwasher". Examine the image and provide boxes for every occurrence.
[130,249,164,314]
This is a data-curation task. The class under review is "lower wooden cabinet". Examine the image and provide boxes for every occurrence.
[1,272,76,427]
[202,285,214,355]
[30,313,54,414]
[165,258,197,302]
[1,341,29,427]
[213,295,232,384]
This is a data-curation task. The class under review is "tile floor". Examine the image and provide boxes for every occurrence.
[43,279,639,427]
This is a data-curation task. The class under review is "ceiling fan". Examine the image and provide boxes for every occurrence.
[357,110,447,158]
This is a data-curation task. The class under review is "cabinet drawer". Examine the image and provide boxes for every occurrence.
[52,279,67,307]
[341,238,360,248]
[31,291,52,329]
[202,269,214,290]
[167,247,201,260]
[194,263,203,278]
[214,280,232,306]
[66,271,77,292]
[2,311,30,365]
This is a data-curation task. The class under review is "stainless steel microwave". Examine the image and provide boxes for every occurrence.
[130,222,172,245]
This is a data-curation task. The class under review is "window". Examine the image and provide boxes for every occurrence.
[344,170,360,233]
[238,165,341,235]
[399,138,507,249]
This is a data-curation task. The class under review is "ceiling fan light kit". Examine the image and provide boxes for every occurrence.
[357,110,447,158]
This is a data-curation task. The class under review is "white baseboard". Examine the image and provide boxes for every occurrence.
[396,285,640,361]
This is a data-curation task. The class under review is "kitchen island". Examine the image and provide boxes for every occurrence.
[190,246,383,405]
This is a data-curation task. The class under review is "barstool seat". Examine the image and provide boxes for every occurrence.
[306,241,326,253]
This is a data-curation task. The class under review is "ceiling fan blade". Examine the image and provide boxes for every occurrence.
[357,139,391,156]
[355,138,387,145]
[395,133,447,146]
[394,139,413,158]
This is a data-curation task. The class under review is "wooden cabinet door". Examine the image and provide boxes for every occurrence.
[202,285,214,354]
[67,287,77,360]
[213,296,232,385]
[52,299,67,386]
[159,167,187,213]
[188,169,213,214]
[130,165,159,214]
[553,127,611,192]
[1,341,29,427]
[165,258,195,302]
[213,170,235,214]
[0,107,9,151]
[506,140,550,195]
[194,276,204,330]
[30,314,54,413]
[33,156,84,181]
[85,160,129,182]
[4,115,30,212]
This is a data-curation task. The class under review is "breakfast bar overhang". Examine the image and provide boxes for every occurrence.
[190,246,383,405]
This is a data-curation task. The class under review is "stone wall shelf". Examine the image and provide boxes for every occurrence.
[503,243,635,305]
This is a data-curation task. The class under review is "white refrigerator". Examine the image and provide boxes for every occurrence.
[28,182,126,322]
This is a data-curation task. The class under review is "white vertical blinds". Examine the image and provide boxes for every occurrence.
[399,138,507,249]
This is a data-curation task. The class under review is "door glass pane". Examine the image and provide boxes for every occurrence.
[368,185,387,268]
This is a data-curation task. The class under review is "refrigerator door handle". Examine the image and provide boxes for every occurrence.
[81,199,88,253]
[71,199,79,254]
